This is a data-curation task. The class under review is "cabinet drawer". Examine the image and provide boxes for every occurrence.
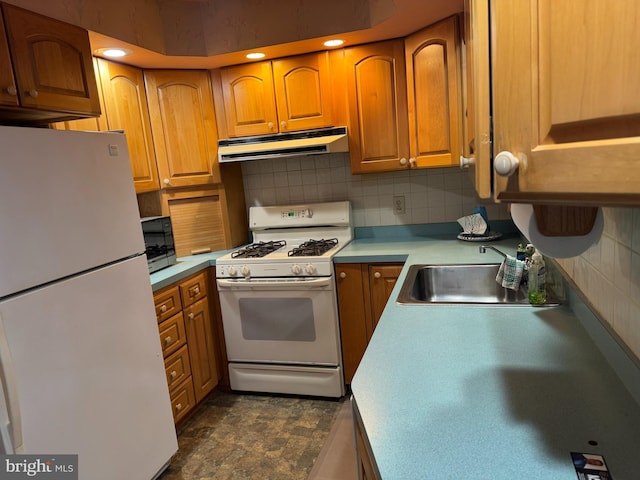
[180,271,207,307]
[158,312,187,357]
[154,286,182,323]
[170,376,196,424]
[164,344,191,391]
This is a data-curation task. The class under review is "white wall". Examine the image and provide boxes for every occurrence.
[242,155,640,360]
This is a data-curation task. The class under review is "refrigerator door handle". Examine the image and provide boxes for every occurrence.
[0,313,21,454]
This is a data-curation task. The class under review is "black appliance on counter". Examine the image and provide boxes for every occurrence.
[141,216,176,273]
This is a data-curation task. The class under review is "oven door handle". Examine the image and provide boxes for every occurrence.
[217,277,333,290]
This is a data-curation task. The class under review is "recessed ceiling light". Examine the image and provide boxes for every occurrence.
[246,52,266,60]
[95,47,132,58]
[324,39,344,47]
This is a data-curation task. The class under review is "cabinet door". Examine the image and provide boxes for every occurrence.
[272,52,333,132]
[461,0,492,198]
[2,4,100,115]
[492,0,640,204]
[0,9,18,107]
[367,264,403,333]
[220,61,278,137]
[345,40,411,173]
[335,264,368,384]
[184,297,219,403]
[405,16,462,169]
[145,70,222,188]
[98,59,159,193]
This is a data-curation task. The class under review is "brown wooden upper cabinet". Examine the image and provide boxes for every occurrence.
[405,15,462,169]
[491,0,640,206]
[219,52,333,137]
[97,58,159,194]
[345,17,462,174]
[145,70,222,188]
[0,3,100,123]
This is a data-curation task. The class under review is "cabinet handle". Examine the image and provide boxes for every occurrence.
[6,86,17,96]
[175,403,182,411]
[188,313,194,320]
[170,370,178,379]
[268,122,274,130]
[193,287,200,296]
[280,120,287,129]
[494,151,522,177]
[164,336,172,344]
[160,304,167,313]
[339,272,346,279]
[460,155,475,167]
[399,157,408,166]
[409,157,416,167]
[374,272,382,279]
[163,178,170,186]
[27,89,38,98]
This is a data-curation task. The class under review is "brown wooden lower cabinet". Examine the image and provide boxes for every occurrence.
[153,268,222,424]
[353,398,382,480]
[336,262,404,383]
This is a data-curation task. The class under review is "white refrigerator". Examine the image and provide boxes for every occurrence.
[0,126,178,479]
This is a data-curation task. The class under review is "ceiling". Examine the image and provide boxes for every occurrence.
[5,0,463,69]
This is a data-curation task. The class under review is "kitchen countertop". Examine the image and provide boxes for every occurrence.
[342,232,640,479]
[149,250,233,291]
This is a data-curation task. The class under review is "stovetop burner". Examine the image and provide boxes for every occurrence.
[288,238,339,257]
[231,240,286,259]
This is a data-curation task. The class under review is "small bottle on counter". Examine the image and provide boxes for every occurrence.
[527,250,546,305]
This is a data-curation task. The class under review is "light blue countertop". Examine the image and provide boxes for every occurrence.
[149,250,233,291]
[346,235,640,479]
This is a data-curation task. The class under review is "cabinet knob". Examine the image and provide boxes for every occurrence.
[409,157,416,167]
[268,122,274,130]
[339,272,346,279]
[399,157,408,166]
[163,178,170,185]
[460,155,475,167]
[160,304,167,313]
[170,370,177,379]
[280,121,287,129]
[164,336,172,344]
[27,89,38,98]
[188,313,195,320]
[6,86,17,96]
[193,287,200,295]
[374,272,382,279]
[494,151,522,177]
[175,403,182,411]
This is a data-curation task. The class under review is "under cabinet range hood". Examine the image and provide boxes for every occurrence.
[218,126,348,162]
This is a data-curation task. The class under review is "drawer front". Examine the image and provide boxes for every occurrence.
[170,376,196,424]
[158,312,187,357]
[154,285,182,323]
[180,271,207,307]
[164,344,191,391]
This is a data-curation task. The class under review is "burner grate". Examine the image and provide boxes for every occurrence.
[231,240,286,259]
[288,238,338,257]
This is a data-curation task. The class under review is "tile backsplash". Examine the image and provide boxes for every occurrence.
[241,154,640,361]
[241,153,510,226]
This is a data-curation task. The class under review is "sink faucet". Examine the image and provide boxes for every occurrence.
[479,245,508,259]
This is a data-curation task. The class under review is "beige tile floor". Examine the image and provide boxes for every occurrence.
[157,391,357,480]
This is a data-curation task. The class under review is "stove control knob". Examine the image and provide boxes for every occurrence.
[305,264,316,275]
[228,266,238,276]
[241,266,251,277]
[291,264,302,275]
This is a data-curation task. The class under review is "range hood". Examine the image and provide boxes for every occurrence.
[218,126,348,163]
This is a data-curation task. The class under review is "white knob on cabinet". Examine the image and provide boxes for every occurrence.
[494,151,520,177]
[409,157,416,167]
[164,336,172,344]
[27,89,38,98]
[305,264,316,275]
[339,271,346,279]
[175,403,182,411]
[188,313,194,320]
[292,264,302,275]
[193,287,200,295]
[228,266,238,276]
[6,85,17,96]
[170,370,177,379]
[399,157,408,166]
[164,178,170,185]
[268,122,274,130]
[280,121,287,129]
[241,266,250,277]
[374,272,382,279]
[460,155,475,167]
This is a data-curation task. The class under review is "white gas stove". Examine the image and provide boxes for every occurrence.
[215,201,352,398]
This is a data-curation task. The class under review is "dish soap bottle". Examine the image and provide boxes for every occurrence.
[527,250,546,305]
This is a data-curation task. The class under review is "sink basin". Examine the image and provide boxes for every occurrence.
[396,263,558,306]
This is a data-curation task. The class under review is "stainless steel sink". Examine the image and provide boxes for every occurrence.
[396,263,559,306]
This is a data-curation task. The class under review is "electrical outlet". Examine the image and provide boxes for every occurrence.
[393,195,406,215]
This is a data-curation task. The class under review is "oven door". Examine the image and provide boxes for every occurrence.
[216,276,341,365]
